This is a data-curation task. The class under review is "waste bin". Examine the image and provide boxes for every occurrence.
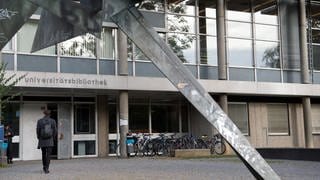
[126,136,135,156]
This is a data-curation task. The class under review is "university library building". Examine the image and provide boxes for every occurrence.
[1,0,320,161]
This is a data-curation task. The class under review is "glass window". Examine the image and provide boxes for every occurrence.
[168,15,195,34]
[256,41,280,68]
[151,105,179,133]
[198,1,216,18]
[267,104,289,135]
[100,28,115,59]
[74,104,95,134]
[227,0,251,22]
[253,0,278,25]
[74,141,95,155]
[2,40,12,51]
[60,34,96,58]
[181,104,188,133]
[138,0,164,12]
[134,46,149,61]
[129,104,149,133]
[312,45,320,70]
[255,24,279,41]
[167,0,195,15]
[3,103,20,136]
[311,104,320,133]
[200,35,217,65]
[312,29,320,44]
[167,33,196,64]
[228,103,249,135]
[109,103,117,134]
[227,21,252,38]
[17,22,56,55]
[228,38,253,66]
[199,18,216,35]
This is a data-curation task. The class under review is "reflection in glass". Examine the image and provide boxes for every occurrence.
[227,0,251,22]
[199,18,216,35]
[168,33,196,64]
[228,103,249,134]
[313,45,320,70]
[199,1,216,18]
[255,24,279,41]
[168,15,195,34]
[309,2,320,29]
[228,38,253,66]
[100,28,114,59]
[17,22,55,55]
[227,21,252,38]
[167,0,195,15]
[138,0,164,12]
[312,29,320,44]
[254,0,278,25]
[200,35,217,65]
[134,46,149,61]
[74,104,95,134]
[60,34,96,58]
[256,41,280,68]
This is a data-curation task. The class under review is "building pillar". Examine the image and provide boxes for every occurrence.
[216,0,227,80]
[97,95,109,157]
[299,0,314,148]
[118,30,129,157]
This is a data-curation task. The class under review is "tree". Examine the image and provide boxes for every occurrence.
[0,62,25,124]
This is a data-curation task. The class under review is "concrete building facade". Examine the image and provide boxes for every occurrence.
[1,0,320,161]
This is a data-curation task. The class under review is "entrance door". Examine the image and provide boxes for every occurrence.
[57,104,72,159]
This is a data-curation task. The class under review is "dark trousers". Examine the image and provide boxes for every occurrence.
[41,147,52,171]
[6,141,12,163]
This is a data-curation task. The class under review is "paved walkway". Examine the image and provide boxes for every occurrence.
[0,157,319,180]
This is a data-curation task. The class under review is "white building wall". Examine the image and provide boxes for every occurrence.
[21,103,45,160]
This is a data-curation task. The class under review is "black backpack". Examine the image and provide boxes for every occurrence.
[40,119,53,139]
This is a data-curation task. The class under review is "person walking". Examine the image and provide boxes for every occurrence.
[36,110,57,174]
[4,123,14,164]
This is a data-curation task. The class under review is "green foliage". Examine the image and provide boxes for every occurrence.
[262,46,280,68]
[0,62,25,119]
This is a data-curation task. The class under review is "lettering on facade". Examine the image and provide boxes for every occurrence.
[24,77,107,87]
[0,9,18,20]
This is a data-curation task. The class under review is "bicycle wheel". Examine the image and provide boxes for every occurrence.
[214,142,226,155]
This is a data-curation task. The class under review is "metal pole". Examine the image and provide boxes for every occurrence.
[299,0,314,148]
[118,30,129,157]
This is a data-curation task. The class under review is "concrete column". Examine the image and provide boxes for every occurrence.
[216,0,227,80]
[97,95,109,157]
[118,30,129,157]
[302,97,314,148]
[119,92,128,157]
[219,94,228,114]
[299,0,313,148]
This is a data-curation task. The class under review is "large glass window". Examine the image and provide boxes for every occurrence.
[167,33,196,64]
[74,141,95,155]
[2,103,20,136]
[308,2,320,71]
[17,21,56,55]
[167,0,195,15]
[200,35,217,65]
[256,41,280,68]
[198,0,216,18]
[74,104,95,134]
[227,21,252,39]
[109,103,117,134]
[311,104,320,133]
[199,18,216,36]
[228,38,253,66]
[129,104,149,133]
[228,103,249,135]
[2,40,12,51]
[60,34,96,58]
[151,104,179,133]
[139,0,164,12]
[267,104,289,135]
[254,1,278,25]
[100,28,115,59]
[227,0,251,22]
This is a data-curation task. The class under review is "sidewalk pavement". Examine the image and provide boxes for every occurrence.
[0,156,319,180]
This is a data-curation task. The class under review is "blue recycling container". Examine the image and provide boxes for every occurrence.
[0,125,3,141]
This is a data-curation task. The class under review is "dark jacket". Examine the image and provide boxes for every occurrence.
[4,126,14,143]
[36,116,57,148]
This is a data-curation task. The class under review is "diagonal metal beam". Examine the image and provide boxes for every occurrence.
[0,0,38,50]
[104,1,280,179]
